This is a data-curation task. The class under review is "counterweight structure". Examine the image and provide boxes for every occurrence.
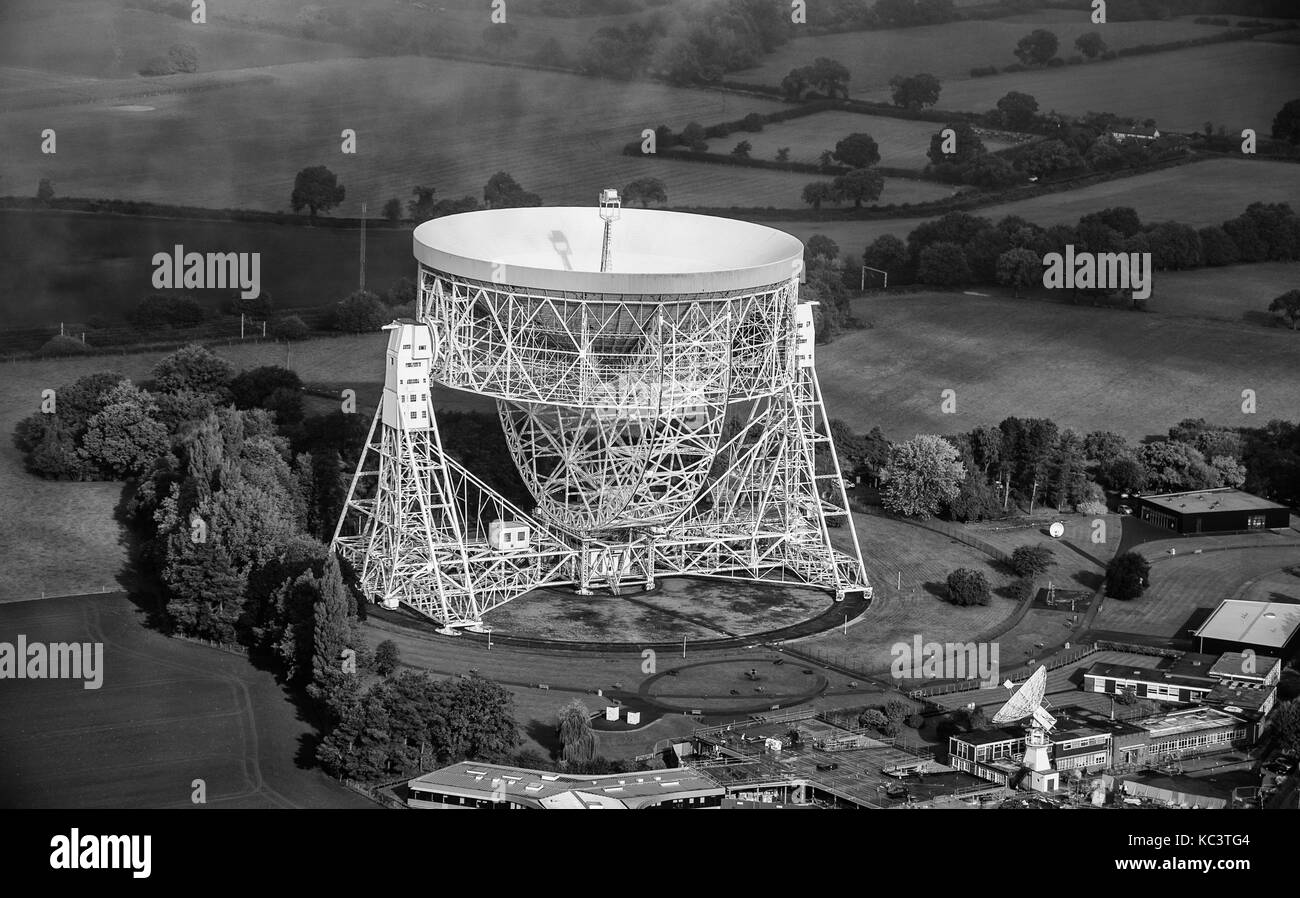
[332,204,870,628]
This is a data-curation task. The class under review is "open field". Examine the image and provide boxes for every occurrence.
[819,290,1300,443]
[0,0,360,84]
[739,13,1232,94]
[1153,263,1300,326]
[704,111,1018,169]
[0,592,375,808]
[0,56,785,214]
[889,41,1300,132]
[763,157,1300,250]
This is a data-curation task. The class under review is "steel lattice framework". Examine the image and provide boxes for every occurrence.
[332,206,870,628]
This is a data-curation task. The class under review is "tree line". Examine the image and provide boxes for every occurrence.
[830,414,1300,523]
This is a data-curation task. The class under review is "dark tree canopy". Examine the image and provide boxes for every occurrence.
[290,166,345,221]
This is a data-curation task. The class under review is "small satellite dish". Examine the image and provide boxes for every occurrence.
[1048,522,1065,539]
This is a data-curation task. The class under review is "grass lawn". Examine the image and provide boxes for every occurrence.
[815,289,1300,443]
[703,111,1018,169]
[739,14,1233,94]
[802,512,1017,676]
[901,41,1300,132]
[1092,539,1300,639]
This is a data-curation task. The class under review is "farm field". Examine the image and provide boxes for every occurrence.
[0,592,376,808]
[0,55,786,214]
[818,291,1300,442]
[738,13,1231,94]
[760,157,1300,250]
[891,41,1300,132]
[0,0,360,83]
[703,111,1018,169]
[1152,263,1300,326]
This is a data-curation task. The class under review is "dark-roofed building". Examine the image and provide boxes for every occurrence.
[1083,655,1219,705]
[1194,600,1300,661]
[1131,488,1289,535]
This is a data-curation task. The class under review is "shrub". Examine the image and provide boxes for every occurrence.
[1008,577,1036,602]
[905,713,925,729]
[1099,50,1117,60]
[1010,544,1055,578]
[273,315,310,341]
[1046,57,1065,68]
[37,334,91,356]
[1066,55,1083,65]
[969,65,999,78]
[946,568,991,606]
[1002,62,1027,73]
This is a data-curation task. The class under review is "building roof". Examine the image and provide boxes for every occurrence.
[1138,488,1287,516]
[1203,680,1274,718]
[1194,600,1300,649]
[408,762,721,809]
[1083,660,1214,690]
[1133,707,1248,739]
[1208,652,1280,682]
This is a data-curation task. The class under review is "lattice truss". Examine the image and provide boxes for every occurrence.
[331,267,870,627]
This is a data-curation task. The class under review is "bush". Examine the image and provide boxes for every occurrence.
[1106,551,1150,600]
[1002,62,1027,73]
[1008,577,1036,602]
[38,334,92,356]
[1099,50,1117,60]
[1046,57,1065,68]
[273,315,310,341]
[1066,55,1083,65]
[1010,544,1054,578]
[905,713,925,729]
[946,568,991,606]
[331,290,389,333]
[969,65,999,78]
[130,293,205,329]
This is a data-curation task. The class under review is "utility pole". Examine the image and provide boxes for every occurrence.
[358,201,369,291]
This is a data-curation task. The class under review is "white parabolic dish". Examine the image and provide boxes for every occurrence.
[413,207,805,296]
[993,665,1048,725]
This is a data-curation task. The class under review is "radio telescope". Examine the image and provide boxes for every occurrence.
[331,194,870,629]
[993,665,1060,792]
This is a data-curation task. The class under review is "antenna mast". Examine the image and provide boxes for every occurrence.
[598,188,620,273]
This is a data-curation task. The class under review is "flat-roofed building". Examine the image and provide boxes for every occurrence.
[1131,488,1289,535]
[948,715,1117,786]
[406,762,724,809]
[1194,600,1300,661]
[1131,707,1251,763]
[1082,654,1218,705]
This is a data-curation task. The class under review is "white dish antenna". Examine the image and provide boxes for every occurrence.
[993,665,1055,731]
[1048,522,1065,539]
